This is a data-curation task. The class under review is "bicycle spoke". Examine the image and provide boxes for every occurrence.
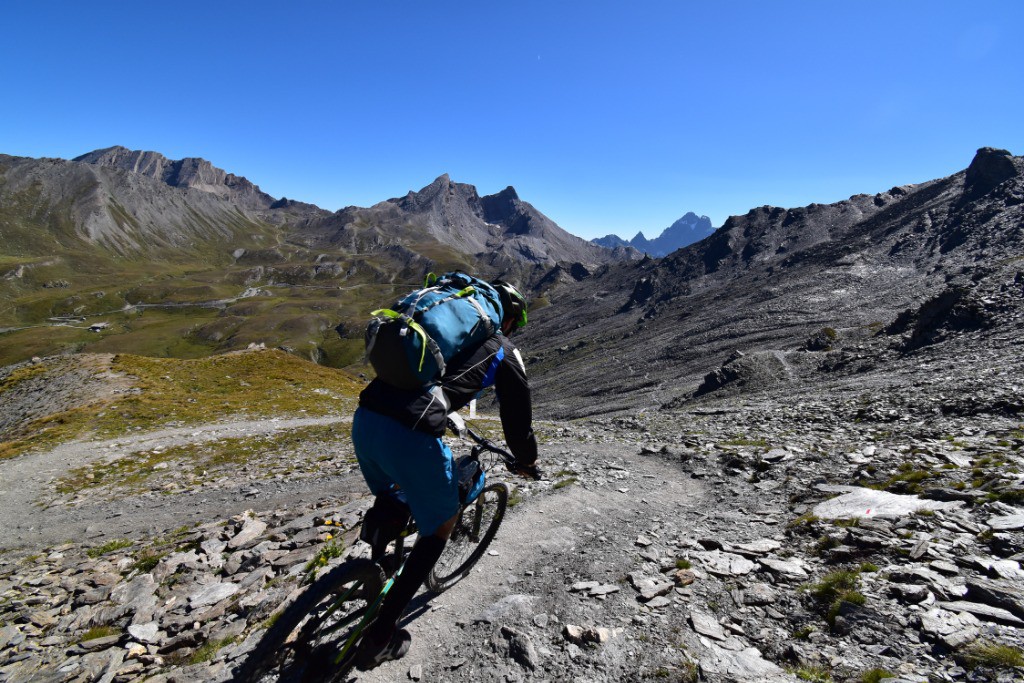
[427,483,508,593]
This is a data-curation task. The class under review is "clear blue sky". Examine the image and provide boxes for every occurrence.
[2,2,1021,240]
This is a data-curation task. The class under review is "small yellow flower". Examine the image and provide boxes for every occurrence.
[325,533,333,540]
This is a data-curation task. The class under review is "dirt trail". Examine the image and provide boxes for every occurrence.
[357,443,707,682]
[0,416,351,551]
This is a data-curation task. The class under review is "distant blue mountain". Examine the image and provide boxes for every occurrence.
[593,212,715,257]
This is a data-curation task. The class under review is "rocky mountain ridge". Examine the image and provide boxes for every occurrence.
[523,147,1024,420]
[593,211,716,257]
[72,147,278,210]
[292,173,628,268]
[2,147,623,267]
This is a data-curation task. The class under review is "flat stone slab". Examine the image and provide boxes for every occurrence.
[111,574,157,610]
[699,643,794,682]
[731,539,781,557]
[127,622,161,644]
[698,550,756,576]
[987,514,1024,531]
[227,517,267,550]
[645,595,672,609]
[938,600,1024,626]
[690,610,727,641]
[570,581,600,592]
[758,557,809,581]
[743,583,777,605]
[813,487,963,520]
[473,595,537,624]
[189,582,240,609]
[920,608,980,648]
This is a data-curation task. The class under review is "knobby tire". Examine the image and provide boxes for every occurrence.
[426,482,508,593]
[233,559,385,683]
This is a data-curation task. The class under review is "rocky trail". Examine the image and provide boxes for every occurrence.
[0,416,354,552]
[2,400,1023,682]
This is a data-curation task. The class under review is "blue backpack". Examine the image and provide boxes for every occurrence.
[365,272,503,390]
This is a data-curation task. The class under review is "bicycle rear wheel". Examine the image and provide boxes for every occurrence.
[233,559,385,683]
[427,482,508,593]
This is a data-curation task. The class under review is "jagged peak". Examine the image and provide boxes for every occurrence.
[963,147,1018,201]
[486,186,520,202]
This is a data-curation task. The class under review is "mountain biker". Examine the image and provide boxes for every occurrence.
[350,278,539,670]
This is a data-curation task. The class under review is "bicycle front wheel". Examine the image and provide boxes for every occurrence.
[427,482,508,593]
[233,559,385,683]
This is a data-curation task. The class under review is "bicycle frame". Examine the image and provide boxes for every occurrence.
[322,420,514,669]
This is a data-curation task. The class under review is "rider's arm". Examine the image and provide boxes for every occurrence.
[494,337,538,467]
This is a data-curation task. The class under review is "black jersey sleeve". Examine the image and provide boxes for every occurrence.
[494,336,538,466]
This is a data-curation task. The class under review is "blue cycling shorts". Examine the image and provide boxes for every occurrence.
[351,407,460,537]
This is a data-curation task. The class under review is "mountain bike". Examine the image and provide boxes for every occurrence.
[233,416,538,683]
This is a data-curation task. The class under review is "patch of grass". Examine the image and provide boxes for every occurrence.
[86,538,134,558]
[809,570,860,602]
[2,350,363,460]
[675,559,692,570]
[507,489,524,507]
[260,611,283,630]
[0,362,48,393]
[303,540,345,581]
[130,549,168,574]
[81,624,119,642]
[872,466,934,493]
[807,569,864,628]
[957,640,1024,669]
[833,518,860,528]
[990,489,1024,505]
[793,625,816,640]
[860,669,895,683]
[825,590,865,626]
[786,665,831,682]
[189,635,239,665]
[813,535,841,555]
[787,512,820,528]
[55,422,353,496]
[553,477,578,490]
[858,562,879,573]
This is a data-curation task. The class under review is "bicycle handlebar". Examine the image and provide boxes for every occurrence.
[446,417,542,481]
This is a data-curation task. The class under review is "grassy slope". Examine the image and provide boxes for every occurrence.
[0,349,365,459]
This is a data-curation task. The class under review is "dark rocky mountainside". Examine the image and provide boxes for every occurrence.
[524,147,1024,420]
[292,173,629,268]
[594,212,715,257]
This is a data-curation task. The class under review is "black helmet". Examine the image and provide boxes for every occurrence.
[492,280,528,334]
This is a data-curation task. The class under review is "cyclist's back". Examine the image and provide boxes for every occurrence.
[349,275,538,669]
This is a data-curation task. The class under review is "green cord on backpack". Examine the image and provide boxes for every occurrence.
[363,273,504,390]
